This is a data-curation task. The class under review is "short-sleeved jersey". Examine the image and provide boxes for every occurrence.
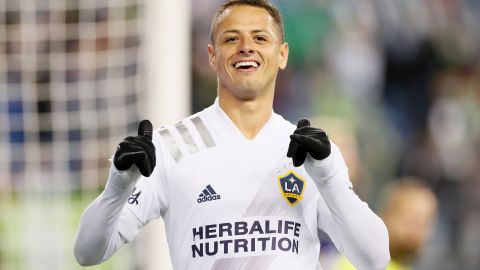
[118,100,348,270]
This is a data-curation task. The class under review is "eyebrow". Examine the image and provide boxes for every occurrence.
[221,29,270,36]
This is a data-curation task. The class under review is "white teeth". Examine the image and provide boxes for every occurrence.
[234,61,259,69]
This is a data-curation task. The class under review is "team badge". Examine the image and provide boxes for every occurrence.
[278,170,305,206]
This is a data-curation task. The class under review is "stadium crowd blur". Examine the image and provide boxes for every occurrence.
[192,1,480,269]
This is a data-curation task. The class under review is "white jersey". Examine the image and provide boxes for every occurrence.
[74,100,390,270]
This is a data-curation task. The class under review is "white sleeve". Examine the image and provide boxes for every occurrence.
[74,133,170,266]
[306,142,390,270]
[73,165,141,266]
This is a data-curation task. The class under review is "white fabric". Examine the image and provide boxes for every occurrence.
[74,100,389,270]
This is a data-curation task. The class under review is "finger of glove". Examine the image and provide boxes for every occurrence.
[293,126,310,134]
[117,139,152,176]
[292,145,308,167]
[289,127,315,157]
[293,126,328,138]
[125,136,155,151]
[289,129,314,165]
[304,130,329,149]
[132,137,155,162]
[309,143,331,160]
[125,136,156,170]
[290,134,322,148]
[114,147,147,170]
[291,134,331,160]
[287,140,297,158]
[139,138,155,171]
[136,154,153,177]
[138,119,153,141]
[114,141,140,168]
[287,136,308,167]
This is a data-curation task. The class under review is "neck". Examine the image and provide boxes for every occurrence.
[218,88,274,140]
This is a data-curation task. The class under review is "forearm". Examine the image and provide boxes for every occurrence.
[74,165,140,266]
[305,146,389,270]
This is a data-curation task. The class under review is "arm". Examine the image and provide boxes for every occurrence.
[74,120,157,266]
[306,145,389,270]
[74,166,140,266]
[288,120,389,270]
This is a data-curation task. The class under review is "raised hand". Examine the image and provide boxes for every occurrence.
[113,120,156,177]
[287,119,331,167]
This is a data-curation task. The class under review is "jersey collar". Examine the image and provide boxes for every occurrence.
[210,97,279,143]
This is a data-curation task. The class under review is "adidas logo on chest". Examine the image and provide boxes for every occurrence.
[197,184,221,204]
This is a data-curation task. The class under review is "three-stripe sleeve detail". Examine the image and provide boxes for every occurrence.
[191,116,215,148]
[175,121,199,154]
[158,128,183,162]
[158,116,215,163]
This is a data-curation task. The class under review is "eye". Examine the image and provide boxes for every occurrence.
[225,36,238,43]
[254,36,267,42]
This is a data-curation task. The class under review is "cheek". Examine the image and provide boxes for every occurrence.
[214,55,226,70]
[218,54,232,69]
[263,54,275,69]
[269,50,283,68]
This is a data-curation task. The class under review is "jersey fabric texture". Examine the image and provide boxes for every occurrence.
[75,99,389,270]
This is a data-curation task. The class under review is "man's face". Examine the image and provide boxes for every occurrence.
[208,5,288,99]
[384,190,437,262]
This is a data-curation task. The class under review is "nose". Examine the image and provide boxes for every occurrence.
[238,39,254,55]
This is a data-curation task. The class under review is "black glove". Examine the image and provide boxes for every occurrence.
[114,120,156,177]
[287,119,331,167]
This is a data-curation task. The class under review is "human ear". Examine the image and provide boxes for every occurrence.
[207,44,217,70]
[278,42,289,70]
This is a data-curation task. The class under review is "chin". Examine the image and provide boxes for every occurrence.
[227,82,256,95]
[220,79,269,100]
[235,91,259,101]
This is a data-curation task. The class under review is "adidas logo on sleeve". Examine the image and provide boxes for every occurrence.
[197,184,221,204]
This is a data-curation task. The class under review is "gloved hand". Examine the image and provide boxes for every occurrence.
[114,120,156,177]
[287,119,331,167]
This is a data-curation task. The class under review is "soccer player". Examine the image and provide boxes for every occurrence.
[74,1,390,269]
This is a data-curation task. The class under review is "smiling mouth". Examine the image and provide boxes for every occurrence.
[232,61,260,70]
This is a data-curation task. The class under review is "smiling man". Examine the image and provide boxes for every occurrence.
[209,4,287,103]
[74,1,390,269]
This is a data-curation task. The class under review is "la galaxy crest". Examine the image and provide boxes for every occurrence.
[278,170,305,206]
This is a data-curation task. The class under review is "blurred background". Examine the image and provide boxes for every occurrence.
[1,0,479,269]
